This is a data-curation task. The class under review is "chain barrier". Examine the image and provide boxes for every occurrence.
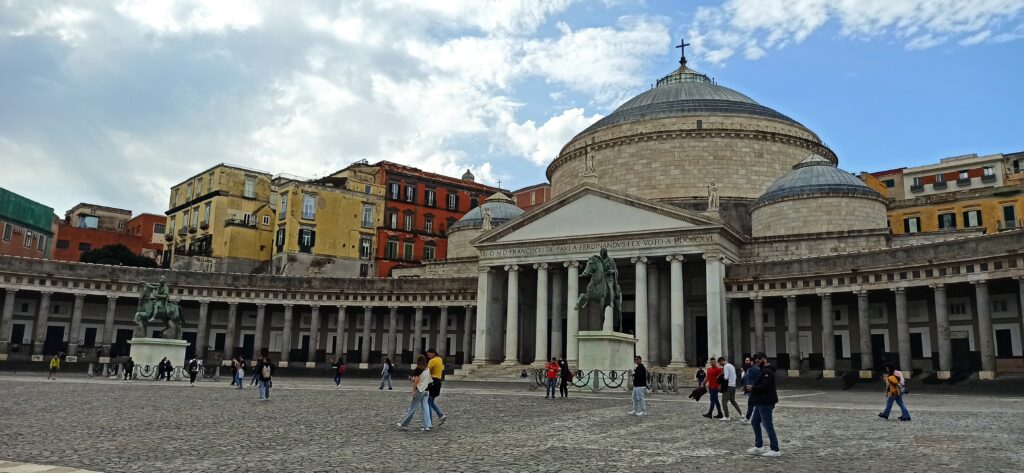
[532,369,678,394]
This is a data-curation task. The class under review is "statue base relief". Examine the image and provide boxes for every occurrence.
[128,337,190,368]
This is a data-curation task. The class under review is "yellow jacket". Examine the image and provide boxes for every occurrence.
[884,374,900,397]
[49,358,60,369]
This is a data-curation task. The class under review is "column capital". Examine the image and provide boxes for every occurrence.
[363,305,373,311]
[283,303,294,308]
[971,279,988,287]
[563,260,580,269]
[310,304,321,311]
[388,305,398,311]
[532,263,549,270]
[929,283,946,291]
[199,300,210,307]
[2,287,17,295]
[478,266,492,274]
[891,287,906,294]
[819,292,832,299]
[39,291,53,296]
[337,304,347,310]
[751,295,762,302]
[228,301,239,307]
[106,295,118,302]
[666,254,685,262]
[504,264,520,272]
[464,304,475,310]
[73,293,86,301]
[630,256,648,264]
[255,303,267,309]
[702,252,724,262]
[785,294,796,301]
[855,290,869,297]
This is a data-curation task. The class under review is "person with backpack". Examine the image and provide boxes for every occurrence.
[380,357,394,390]
[123,357,135,381]
[187,357,200,386]
[257,357,274,401]
[703,358,724,419]
[396,355,433,432]
[746,352,780,457]
[332,356,346,389]
[878,364,911,421]
[544,357,559,399]
[558,359,572,398]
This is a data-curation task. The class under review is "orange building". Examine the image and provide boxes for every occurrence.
[512,183,551,211]
[53,207,166,263]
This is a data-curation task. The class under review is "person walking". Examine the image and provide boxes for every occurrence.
[397,355,433,432]
[249,358,260,387]
[629,356,648,416]
[719,357,741,420]
[746,352,780,457]
[187,356,199,386]
[703,359,723,419]
[233,357,244,389]
[47,354,60,380]
[425,349,447,425]
[695,365,707,388]
[878,364,912,421]
[544,357,559,399]
[741,356,760,422]
[380,357,394,390]
[256,357,274,401]
[558,359,572,398]
[123,357,135,381]
[332,356,346,389]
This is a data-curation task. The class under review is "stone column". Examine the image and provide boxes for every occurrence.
[632,257,649,361]
[785,295,799,374]
[893,287,911,374]
[753,297,765,354]
[551,271,564,359]
[281,304,294,364]
[307,305,321,365]
[67,294,86,355]
[438,306,449,356]
[565,261,580,364]
[196,301,209,359]
[658,269,671,364]
[533,263,549,365]
[933,284,951,379]
[667,255,685,366]
[335,306,347,360]
[646,263,660,364]
[100,296,117,354]
[974,280,995,378]
[857,291,872,378]
[730,300,743,361]
[0,289,17,356]
[387,306,398,361]
[360,306,372,365]
[502,265,520,365]
[705,254,726,360]
[462,306,474,364]
[821,293,835,377]
[224,302,238,361]
[473,267,491,364]
[1019,278,1024,361]
[31,291,52,356]
[253,304,266,359]
[413,306,424,356]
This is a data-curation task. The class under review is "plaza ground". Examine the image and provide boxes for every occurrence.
[1,374,1022,472]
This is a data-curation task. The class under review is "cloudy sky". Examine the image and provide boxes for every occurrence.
[2,0,1022,216]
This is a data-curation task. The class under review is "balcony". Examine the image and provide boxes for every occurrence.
[224,217,257,228]
[164,233,174,242]
[188,225,198,234]
[909,184,924,193]
[177,227,187,236]
[956,178,972,187]
[199,221,210,231]
[981,174,997,183]
[932,181,947,190]
[998,219,1023,231]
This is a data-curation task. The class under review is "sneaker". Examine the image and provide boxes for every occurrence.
[438,415,447,426]
[747,447,766,455]
[628,411,636,415]
[396,423,408,430]
[878,413,889,420]
[635,412,645,416]
[702,413,712,419]
[714,414,724,419]
[761,450,781,457]
[719,417,730,421]
[420,427,430,432]
[899,417,911,422]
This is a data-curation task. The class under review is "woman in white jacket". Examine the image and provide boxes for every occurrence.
[397,355,433,432]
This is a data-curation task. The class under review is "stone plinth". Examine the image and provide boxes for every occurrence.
[576,330,636,372]
[128,338,189,368]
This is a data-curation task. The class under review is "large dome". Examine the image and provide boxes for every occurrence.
[754,154,882,208]
[577,67,808,138]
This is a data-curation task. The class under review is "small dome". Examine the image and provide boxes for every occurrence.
[449,192,523,232]
[461,169,475,181]
[754,154,882,208]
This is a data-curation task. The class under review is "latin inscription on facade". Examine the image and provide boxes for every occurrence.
[480,234,714,258]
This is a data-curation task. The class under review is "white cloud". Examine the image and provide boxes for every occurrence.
[506,108,603,166]
[690,0,1024,63]
[113,0,262,35]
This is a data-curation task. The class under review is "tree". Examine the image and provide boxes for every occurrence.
[79,244,158,268]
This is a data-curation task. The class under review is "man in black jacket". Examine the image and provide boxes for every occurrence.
[744,352,780,457]
[629,356,648,416]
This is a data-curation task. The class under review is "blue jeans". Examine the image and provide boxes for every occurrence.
[546,378,556,397]
[334,373,342,386]
[707,388,721,415]
[234,371,243,388]
[745,394,754,419]
[751,404,779,452]
[258,379,271,400]
[379,373,392,389]
[882,395,911,419]
[400,391,432,429]
[632,387,647,413]
[428,395,445,419]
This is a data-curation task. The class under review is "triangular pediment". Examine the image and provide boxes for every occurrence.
[476,184,719,245]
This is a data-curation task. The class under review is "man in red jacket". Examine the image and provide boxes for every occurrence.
[702,357,724,419]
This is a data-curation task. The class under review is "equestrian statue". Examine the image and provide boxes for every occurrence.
[134,276,185,338]
[575,248,623,332]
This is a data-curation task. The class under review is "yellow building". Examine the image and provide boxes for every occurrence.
[271,172,384,277]
[165,164,276,273]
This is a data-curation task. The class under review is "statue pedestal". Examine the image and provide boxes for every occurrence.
[577,330,636,372]
[128,338,189,368]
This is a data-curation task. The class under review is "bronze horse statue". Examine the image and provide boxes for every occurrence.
[575,253,623,331]
[134,280,185,338]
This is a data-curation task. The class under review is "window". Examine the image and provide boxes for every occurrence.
[154,223,166,234]
[279,193,287,220]
[186,182,193,201]
[298,228,315,252]
[244,175,257,198]
[993,300,1009,312]
[203,202,211,225]
[948,303,967,315]
[275,228,285,248]
[2,223,11,241]
[170,188,179,206]
[425,189,436,207]
[387,210,398,229]
[403,213,413,231]
[470,196,478,209]
[169,217,176,235]
[447,193,458,210]
[191,206,199,228]
[903,217,920,233]
[958,170,969,180]
[938,213,957,230]
[78,242,91,252]
[23,231,33,247]
[197,177,203,195]
[262,215,270,226]
[983,166,994,176]
[36,235,45,251]
[361,205,374,228]
[405,185,416,203]
[423,243,435,260]
[963,210,983,228]
[182,210,190,230]
[934,173,946,184]
[364,184,371,194]
[359,236,372,259]
[385,239,398,259]
[403,241,415,261]
[388,182,400,200]
[56,239,69,249]
[301,193,316,220]
[911,177,923,187]
[882,179,895,188]
[359,263,369,278]
[78,215,98,229]
[530,192,536,206]
[424,216,433,234]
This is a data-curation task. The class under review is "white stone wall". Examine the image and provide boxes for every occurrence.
[751,196,888,237]
[447,228,483,259]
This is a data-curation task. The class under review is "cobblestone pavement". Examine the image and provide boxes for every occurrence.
[2,373,1023,472]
